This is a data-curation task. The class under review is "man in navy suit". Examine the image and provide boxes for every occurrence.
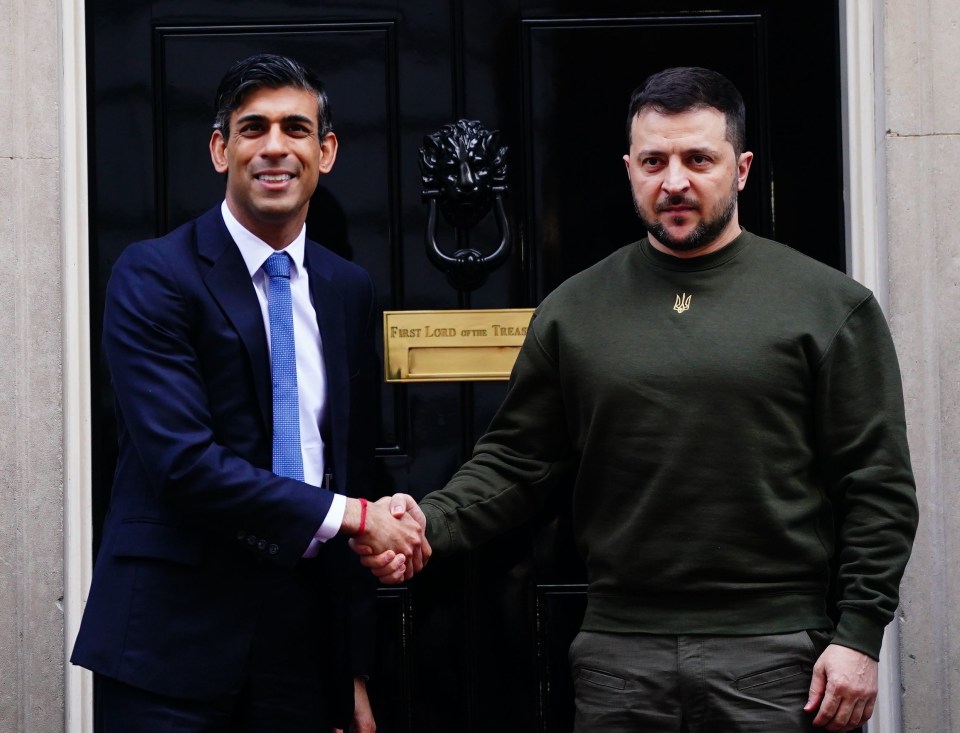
[72,54,425,732]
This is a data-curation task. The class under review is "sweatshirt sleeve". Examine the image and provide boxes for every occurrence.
[814,294,919,658]
[421,313,575,554]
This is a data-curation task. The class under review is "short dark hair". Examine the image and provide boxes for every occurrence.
[625,67,745,156]
[212,53,332,138]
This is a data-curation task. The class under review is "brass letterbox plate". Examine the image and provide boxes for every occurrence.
[383,309,535,382]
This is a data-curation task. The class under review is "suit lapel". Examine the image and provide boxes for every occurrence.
[195,208,272,432]
[304,243,349,486]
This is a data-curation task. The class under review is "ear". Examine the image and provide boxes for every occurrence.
[210,130,229,174]
[623,153,631,176]
[317,132,339,174]
[736,151,754,191]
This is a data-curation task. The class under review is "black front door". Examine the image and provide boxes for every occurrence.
[87,2,843,730]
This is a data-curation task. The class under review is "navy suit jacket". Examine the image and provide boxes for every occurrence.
[72,207,378,724]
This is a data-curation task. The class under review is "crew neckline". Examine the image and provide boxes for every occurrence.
[638,228,753,272]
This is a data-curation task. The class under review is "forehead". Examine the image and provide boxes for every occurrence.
[231,85,318,121]
[629,107,730,151]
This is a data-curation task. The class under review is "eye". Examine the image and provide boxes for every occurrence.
[690,154,711,166]
[640,156,663,169]
[286,124,312,137]
[238,123,264,136]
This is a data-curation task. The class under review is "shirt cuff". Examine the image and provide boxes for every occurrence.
[318,492,346,541]
[302,492,346,558]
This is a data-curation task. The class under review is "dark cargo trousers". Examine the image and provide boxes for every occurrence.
[570,629,843,733]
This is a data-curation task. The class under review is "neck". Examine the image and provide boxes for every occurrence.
[225,200,305,250]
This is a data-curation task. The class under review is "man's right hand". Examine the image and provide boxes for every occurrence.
[348,493,430,583]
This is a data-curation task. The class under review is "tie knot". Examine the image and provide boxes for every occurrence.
[264,251,292,279]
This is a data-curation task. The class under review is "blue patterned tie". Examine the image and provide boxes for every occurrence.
[264,252,304,481]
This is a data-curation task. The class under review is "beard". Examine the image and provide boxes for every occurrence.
[634,180,739,252]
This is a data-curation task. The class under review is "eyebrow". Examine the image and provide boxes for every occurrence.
[234,113,316,127]
[634,145,720,158]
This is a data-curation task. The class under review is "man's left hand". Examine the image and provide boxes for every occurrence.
[333,677,376,733]
[805,643,878,731]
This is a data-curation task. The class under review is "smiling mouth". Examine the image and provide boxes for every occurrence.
[255,173,294,182]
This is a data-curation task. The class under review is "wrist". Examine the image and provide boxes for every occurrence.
[357,497,368,534]
[340,497,364,535]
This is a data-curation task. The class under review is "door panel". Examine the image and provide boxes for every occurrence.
[87,2,842,731]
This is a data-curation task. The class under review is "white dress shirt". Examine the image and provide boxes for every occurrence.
[221,201,345,553]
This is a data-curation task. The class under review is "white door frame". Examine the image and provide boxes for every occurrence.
[61,0,94,727]
[839,2,899,729]
[59,2,898,731]
[60,0,93,720]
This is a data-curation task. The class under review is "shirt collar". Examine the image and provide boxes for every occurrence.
[220,200,306,279]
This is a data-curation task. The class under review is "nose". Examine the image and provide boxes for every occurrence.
[260,124,289,157]
[661,158,689,194]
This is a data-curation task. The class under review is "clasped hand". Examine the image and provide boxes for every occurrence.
[349,494,431,583]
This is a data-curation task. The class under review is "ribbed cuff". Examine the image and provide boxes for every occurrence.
[421,501,453,555]
[833,610,888,660]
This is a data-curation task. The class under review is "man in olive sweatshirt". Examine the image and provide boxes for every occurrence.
[359,67,918,733]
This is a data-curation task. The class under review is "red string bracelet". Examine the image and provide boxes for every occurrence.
[357,498,368,535]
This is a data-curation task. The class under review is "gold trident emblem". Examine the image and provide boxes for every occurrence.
[673,293,692,314]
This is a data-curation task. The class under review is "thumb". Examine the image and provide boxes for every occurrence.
[390,492,409,517]
[805,661,826,712]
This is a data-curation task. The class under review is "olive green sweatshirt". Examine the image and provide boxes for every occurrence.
[420,230,918,659]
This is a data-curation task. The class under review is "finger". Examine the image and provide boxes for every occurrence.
[348,538,375,556]
[380,561,406,585]
[847,698,868,730]
[373,563,405,580]
[407,530,424,573]
[403,554,417,581]
[805,662,827,713]
[812,686,840,727]
[826,695,855,732]
[862,695,876,723]
[358,549,396,570]
[369,553,405,578]
[397,513,424,557]
[406,528,431,574]
[410,548,424,574]
[406,501,427,528]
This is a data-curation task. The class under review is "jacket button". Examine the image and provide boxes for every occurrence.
[247,535,257,546]
[236,530,246,541]
[257,539,267,551]
[268,544,279,555]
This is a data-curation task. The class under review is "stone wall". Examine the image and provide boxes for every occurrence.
[885,1,960,731]
[0,0,66,729]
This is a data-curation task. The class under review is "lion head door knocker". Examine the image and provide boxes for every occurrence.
[418,119,511,292]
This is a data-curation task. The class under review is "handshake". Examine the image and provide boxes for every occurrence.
[342,494,431,584]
